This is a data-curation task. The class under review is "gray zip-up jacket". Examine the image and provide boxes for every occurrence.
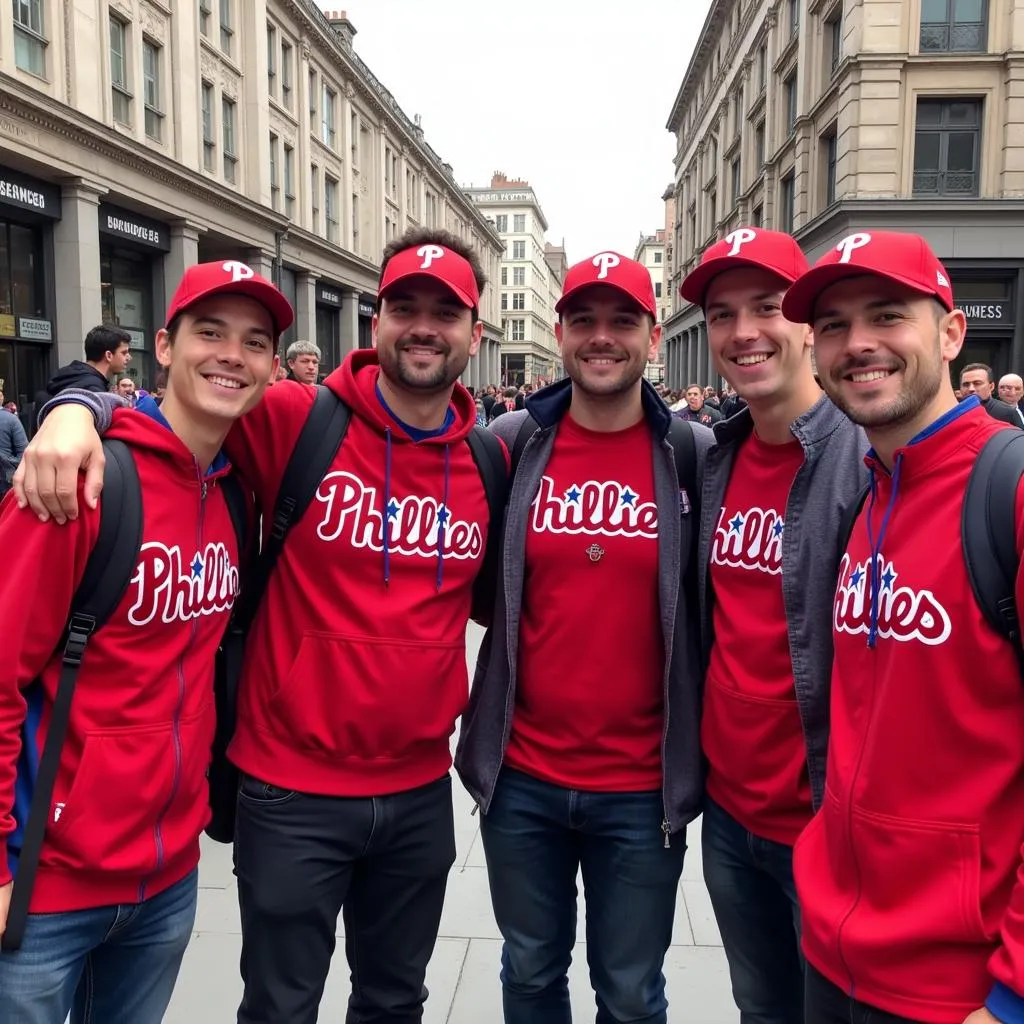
[0,410,27,491]
[699,395,869,811]
[455,379,714,834]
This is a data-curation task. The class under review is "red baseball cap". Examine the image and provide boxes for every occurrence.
[378,244,480,308]
[680,228,809,306]
[166,260,294,335]
[555,252,657,318]
[782,230,954,324]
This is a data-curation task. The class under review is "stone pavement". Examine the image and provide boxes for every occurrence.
[166,625,736,1023]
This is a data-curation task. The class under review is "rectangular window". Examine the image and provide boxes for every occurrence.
[352,193,359,250]
[513,213,526,232]
[201,80,215,171]
[500,267,508,286]
[654,251,663,264]
[219,0,233,56]
[269,132,280,211]
[789,0,800,37]
[824,130,838,206]
[198,0,212,38]
[500,293,508,310]
[280,41,293,109]
[512,292,525,310]
[321,85,336,148]
[512,240,526,260]
[511,319,525,342]
[283,143,295,217]
[920,0,988,53]
[267,24,276,95]
[913,98,982,196]
[308,70,317,119]
[351,112,359,163]
[13,0,46,76]
[325,175,339,244]
[731,157,742,205]
[780,171,796,232]
[222,96,237,183]
[752,203,764,227]
[109,15,131,126]
[391,153,398,198]
[827,11,843,75]
[310,165,319,232]
[785,72,798,133]
[758,44,767,91]
[513,266,525,286]
[708,189,717,228]
[654,281,663,298]
[495,214,508,232]
[143,40,163,141]
[755,120,766,167]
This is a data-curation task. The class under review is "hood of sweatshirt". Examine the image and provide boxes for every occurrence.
[47,361,110,397]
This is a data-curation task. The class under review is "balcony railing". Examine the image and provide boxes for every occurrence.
[912,170,978,195]
[920,22,986,52]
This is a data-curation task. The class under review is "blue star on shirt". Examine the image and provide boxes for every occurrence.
[190,555,204,579]
[850,567,865,587]
[386,498,400,519]
[772,519,784,538]
[437,505,450,526]
[565,486,581,503]
[881,567,896,591]
[728,512,745,534]
[620,487,637,507]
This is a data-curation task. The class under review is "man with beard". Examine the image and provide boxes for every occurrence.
[782,231,1024,1024]
[10,229,499,1024]
[457,252,711,1024]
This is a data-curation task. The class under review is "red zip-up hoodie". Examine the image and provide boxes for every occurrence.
[794,399,1024,1023]
[0,405,243,912]
[227,350,491,797]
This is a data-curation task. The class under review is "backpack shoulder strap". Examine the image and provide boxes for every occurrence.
[466,426,510,623]
[3,438,143,952]
[838,485,870,566]
[233,385,351,631]
[510,413,540,479]
[220,473,250,558]
[667,417,700,525]
[963,428,1024,674]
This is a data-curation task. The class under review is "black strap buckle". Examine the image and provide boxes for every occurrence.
[63,613,98,666]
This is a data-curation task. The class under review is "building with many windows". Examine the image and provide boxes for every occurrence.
[0,1,503,415]
[660,0,1024,390]
[633,229,668,383]
[465,173,566,387]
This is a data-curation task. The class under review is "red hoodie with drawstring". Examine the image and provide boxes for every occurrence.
[226,349,493,797]
[0,406,244,912]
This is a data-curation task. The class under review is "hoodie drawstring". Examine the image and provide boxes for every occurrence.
[383,427,393,587]
[865,455,903,647]
[436,445,451,592]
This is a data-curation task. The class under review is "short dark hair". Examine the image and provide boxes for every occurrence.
[378,227,488,322]
[962,362,994,384]
[84,324,131,362]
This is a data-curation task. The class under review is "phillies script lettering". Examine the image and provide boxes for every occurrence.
[128,542,239,626]
[531,477,658,538]
[316,471,483,560]
[834,554,952,645]
[711,505,784,575]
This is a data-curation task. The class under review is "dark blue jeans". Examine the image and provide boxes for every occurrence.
[480,767,687,1024]
[804,965,922,1023]
[0,868,197,1024]
[702,797,804,1024]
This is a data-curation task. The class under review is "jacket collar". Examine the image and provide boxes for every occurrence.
[711,392,851,449]
[525,377,673,438]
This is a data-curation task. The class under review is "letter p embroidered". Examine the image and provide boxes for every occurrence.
[417,244,445,269]
[222,260,255,283]
[835,233,872,264]
[592,252,620,279]
[725,228,757,257]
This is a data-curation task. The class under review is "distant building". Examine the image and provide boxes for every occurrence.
[633,230,667,384]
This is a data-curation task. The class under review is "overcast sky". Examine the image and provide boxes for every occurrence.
[333,0,714,264]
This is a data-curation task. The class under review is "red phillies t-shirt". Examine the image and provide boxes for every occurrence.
[702,431,813,845]
[504,414,664,791]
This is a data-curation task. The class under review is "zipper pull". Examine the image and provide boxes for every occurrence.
[201,480,208,499]
[661,818,671,849]
[471,803,480,817]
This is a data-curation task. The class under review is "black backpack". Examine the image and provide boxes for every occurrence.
[2,439,248,952]
[837,428,1024,674]
[204,387,509,844]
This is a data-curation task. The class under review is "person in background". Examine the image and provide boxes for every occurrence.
[115,376,137,407]
[997,372,1024,423]
[675,384,722,426]
[489,386,521,422]
[38,326,133,409]
[959,363,1021,426]
[285,340,321,385]
[0,385,27,497]
[474,398,488,427]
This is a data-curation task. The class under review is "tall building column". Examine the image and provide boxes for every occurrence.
[245,249,275,279]
[53,179,106,366]
[295,272,318,344]
[342,289,361,354]
[164,220,203,315]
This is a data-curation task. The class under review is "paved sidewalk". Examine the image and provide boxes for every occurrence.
[166,626,736,1022]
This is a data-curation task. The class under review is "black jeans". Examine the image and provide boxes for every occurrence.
[234,772,457,1024]
[805,965,924,1024]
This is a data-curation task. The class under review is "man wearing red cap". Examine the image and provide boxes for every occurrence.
[782,230,1024,1024]
[13,229,501,1023]
[677,228,868,1024]
[456,251,711,1023]
[0,260,284,1021]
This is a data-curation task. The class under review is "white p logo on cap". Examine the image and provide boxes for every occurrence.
[725,228,757,257]
[417,244,445,269]
[222,260,255,283]
[593,253,620,279]
[835,233,872,264]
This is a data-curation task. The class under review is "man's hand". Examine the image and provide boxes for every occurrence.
[0,879,11,938]
[12,405,105,524]
[964,1009,1002,1023]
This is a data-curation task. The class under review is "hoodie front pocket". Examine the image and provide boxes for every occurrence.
[262,632,466,761]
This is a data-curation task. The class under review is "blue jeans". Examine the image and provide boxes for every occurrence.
[702,797,803,1024]
[480,767,687,1024]
[0,868,197,1024]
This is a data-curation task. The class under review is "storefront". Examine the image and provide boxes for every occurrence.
[315,280,343,371]
[0,166,61,428]
[949,274,1017,383]
[99,203,170,388]
[357,292,375,349]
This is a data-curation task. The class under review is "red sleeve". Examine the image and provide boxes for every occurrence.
[223,380,317,514]
[0,487,98,884]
